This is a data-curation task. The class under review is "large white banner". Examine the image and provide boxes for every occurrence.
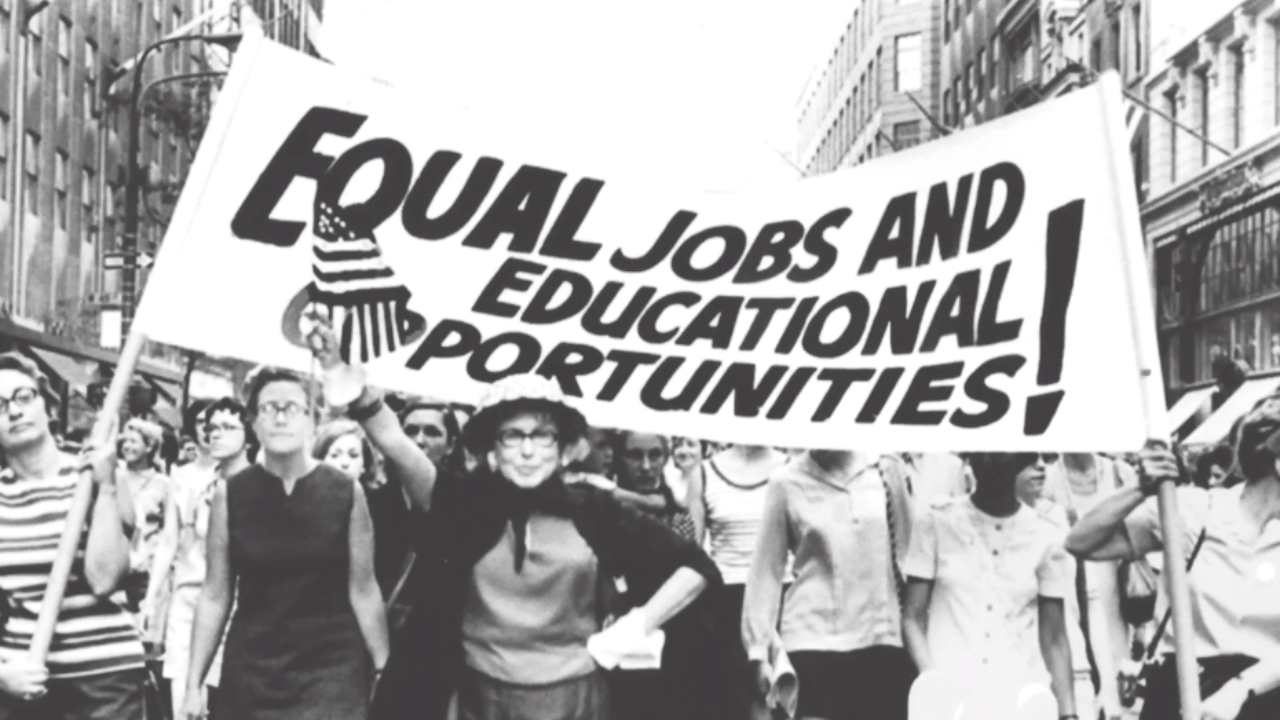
[137,33,1164,451]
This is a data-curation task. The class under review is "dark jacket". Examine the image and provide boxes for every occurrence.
[370,468,724,720]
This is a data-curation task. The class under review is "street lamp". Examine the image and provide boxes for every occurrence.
[115,33,241,339]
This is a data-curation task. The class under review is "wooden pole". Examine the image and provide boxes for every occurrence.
[1157,477,1201,720]
[27,328,148,663]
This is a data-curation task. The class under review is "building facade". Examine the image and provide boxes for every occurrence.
[1146,0,1280,407]
[0,0,323,435]
[796,0,942,177]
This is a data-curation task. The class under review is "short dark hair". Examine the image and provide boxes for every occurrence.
[204,397,259,459]
[184,398,214,439]
[242,367,314,418]
[399,402,461,445]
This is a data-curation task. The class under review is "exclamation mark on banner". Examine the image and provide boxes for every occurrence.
[1023,200,1084,437]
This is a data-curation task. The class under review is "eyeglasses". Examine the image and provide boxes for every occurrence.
[623,448,666,465]
[496,428,558,449]
[0,387,40,415]
[205,422,244,436]
[257,401,306,420]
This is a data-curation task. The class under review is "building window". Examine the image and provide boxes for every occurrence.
[1198,69,1210,166]
[1132,5,1143,75]
[0,113,8,201]
[55,150,68,230]
[976,48,986,97]
[964,63,974,113]
[894,121,922,149]
[57,16,70,99]
[85,39,99,117]
[23,132,39,216]
[895,33,922,92]
[27,22,42,81]
[1111,19,1121,71]
[1166,90,1178,183]
[0,5,10,60]
[1091,37,1103,71]
[944,0,951,36]
[1232,46,1245,149]
[1011,29,1036,89]
[82,166,96,236]
[942,89,952,126]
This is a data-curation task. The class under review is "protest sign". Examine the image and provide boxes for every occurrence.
[137,32,1164,451]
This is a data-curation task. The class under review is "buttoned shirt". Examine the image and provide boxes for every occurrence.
[1125,484,1280,660]
[742,453,912,661]
[903,497,1071,685]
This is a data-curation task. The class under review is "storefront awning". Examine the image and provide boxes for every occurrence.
[23,346,96,390]
[1183,376,1280,446]
[144,376,185,405]
[1166,386,1215,436]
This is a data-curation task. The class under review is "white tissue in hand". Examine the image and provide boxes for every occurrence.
[586,610,664,670]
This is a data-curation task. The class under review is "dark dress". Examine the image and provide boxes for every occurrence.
[219,464,371,720]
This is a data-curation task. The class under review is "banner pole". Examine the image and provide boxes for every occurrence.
[26,328,149,664]
[1094,71,1200,720]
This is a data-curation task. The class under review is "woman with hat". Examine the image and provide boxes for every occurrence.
[901,452,1076,720]
[304,319,722,720]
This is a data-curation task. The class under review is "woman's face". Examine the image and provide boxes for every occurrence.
[490,411,564,488]
[402,408,453,465]
[119,429,148,464]
[252,381,313,456]
[619,433,667,492]
[324,432,366,482]
[0,369,49,453]
[1013,454,1051,505]
[205,409,247,461]
[672,437,701,470]
[584,427,614,475]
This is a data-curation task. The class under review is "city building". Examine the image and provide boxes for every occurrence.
[1145,0,1280,444]
[796,0,942,177]
[0,0,322,436]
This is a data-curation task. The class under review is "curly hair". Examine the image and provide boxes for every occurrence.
[204,397,259,461]
[242,366,315,418]
[312,419,375,485]
[0,351,59,416]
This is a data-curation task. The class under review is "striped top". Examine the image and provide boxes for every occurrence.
[0,454,146,679]
[702,460,784,585]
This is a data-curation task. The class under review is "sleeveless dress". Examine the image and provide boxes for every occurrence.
[219,464,371,720]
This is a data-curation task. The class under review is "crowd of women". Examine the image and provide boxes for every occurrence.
[0,314,1277,720]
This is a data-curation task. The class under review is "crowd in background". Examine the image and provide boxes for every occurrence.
[0,334,1277,720]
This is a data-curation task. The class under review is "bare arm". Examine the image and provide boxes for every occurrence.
[1063,487,1149,561]
[348,482,390,671]
[688,464,706,543]
[637,567,707,635]
[741,480,788,663]
[1038,596,1077,716]
[185,484,233,697]
[143,488,180,609]
[352,387,438,513]
[84,461,132,597]
[902,578,934,672]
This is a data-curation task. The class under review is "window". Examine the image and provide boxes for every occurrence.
[895,33,922,92]
[0,4,10,60]
[1232,46,1245,149]
[83,167,97,245]
[976,48,986,97]
[57,17,70,99]
[1111,20,1121,71]
[23,132,39,216]
[1198,69,1210,166]
[1011,30,1036,89]
[1091,37,1103,71]
[55,150,68,230]
[868,57,877,111]
[944,0,951,36]
[943,89,952,126]
[0,113,8,201]
[964,63,974,113]
[85,39,98,117]
[152,0,162,22]
[1132,6,1143,75]
[1166,90,1178,183]
[27,25,42,81]
[894,121,922,149]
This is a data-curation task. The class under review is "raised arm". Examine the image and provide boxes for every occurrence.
[306,315,438,512]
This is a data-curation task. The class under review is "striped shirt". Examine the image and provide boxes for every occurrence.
[0,454,146,679]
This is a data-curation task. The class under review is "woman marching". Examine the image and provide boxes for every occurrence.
[145,398,254,720]
[902,452,1077,720]
[1066,397,1280,720]
[181,369,389,720]
[743,448,916,720]
[302,316,722,720]
[0,352,147,718]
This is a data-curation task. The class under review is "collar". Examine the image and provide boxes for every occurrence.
[801,451,879,489]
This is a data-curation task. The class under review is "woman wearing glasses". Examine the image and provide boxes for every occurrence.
[902,453,1077,720]
[145,398,254,720]
[0,352,146,718]
[303,320,720,720]
[180,369,389,720]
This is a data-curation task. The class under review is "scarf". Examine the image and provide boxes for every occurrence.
[482,470,575,573]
